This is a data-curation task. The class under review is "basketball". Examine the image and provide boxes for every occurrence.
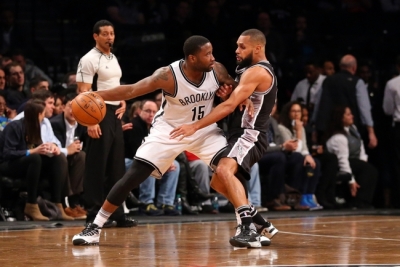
[71,92,106,126]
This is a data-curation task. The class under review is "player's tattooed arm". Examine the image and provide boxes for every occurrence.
[213,62,237,87]
[152,67,170,82]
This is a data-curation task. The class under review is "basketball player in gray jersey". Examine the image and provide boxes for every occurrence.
[171,29,279,248]
[72,35,236,246]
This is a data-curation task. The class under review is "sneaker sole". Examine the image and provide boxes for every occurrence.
[72,238,99,246]
[259,236,271,246]
[260,227,279,239]
[229,238,261,248]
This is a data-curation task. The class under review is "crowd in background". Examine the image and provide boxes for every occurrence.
[0,0,400,221]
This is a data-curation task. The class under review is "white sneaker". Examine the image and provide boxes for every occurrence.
[257,221,278,239]
[72,223,102,246]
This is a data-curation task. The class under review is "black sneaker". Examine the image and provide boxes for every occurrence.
[256,221,278,239]
[229,224,261,248]
[116,216,138,227]
[140,203,164,216]
[162,205,181,216]
[72,223,102,246]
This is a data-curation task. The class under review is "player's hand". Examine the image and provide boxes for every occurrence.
[122,122,133,131]
[115,100,126,119]
[349,182,360,197]
[88,124,102,138]
[216,84,232,100]
[170,124,197,141]
[239,98,254,117]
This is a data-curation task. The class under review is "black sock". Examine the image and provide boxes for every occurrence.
[250,204,269,227]
[68,194,80,208]
[236,205,252,226]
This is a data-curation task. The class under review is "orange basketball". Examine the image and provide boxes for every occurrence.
[71,92,106,126]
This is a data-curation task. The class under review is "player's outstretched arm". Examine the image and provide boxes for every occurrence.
[170,68,265,140]
[96,67,174,101]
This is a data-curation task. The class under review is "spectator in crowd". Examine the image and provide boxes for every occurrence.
[182,151,215,214]
[11,50,53,91]
[321,60,335,76]
[301,104,339,209]
[124,100,179,216]
[314,55,377,149]
[0,9,27,55]
[154,90,163,110]
[0,95,11,130]
[0,56,12,69]
[16,76,50,114]
[50,93,87,219]
[278,101,322,210]
[383,55,400,208]
[61,71,77,88]
[53,95,64,116]
[0,99,72,220]
[291,61,326,117]
[165,0,194,61]
[0,68,5,90]
[326,106,378,209]
[4,62,28,111]
[258,103,302,211]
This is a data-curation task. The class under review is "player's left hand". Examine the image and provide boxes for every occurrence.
[240,98,254,117]
[170,124,197,141]
[115,100,126,119]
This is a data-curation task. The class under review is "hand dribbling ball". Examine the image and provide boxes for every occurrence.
[71,92,106,126]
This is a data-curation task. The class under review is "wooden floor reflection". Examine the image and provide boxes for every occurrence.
[1,215,400,266]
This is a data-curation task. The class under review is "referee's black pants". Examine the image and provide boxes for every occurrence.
[84,104,125,222]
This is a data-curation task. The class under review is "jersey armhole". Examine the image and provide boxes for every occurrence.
[163,65,178,98]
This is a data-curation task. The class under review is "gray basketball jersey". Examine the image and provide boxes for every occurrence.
[154,60,220,127]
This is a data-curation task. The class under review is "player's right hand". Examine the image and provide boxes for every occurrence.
[216,84,232,100]
[88,124,102,138]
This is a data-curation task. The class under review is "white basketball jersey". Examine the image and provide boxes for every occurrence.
[154,60,220,127]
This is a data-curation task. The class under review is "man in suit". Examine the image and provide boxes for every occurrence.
[50,93,87,219]
[258,104,304,211]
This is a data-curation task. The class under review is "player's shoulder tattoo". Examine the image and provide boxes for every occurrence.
[213,62,233,84]
[152,67,170,82]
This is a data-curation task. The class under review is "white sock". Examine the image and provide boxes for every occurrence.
[235,211,241,225]
[93,208,112,228]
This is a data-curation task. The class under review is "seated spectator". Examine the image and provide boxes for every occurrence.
[4,62,29,111]
[11,49,53,91]
[258,103,300,211]
[0,68,5,90]
[124,100,179,215]
[326,106,378,209]
[0,100,71,220]
[247,163,268,212]
[50,93,87,219]
[53,95,64,116]
[278,101,322,210]
[17,76,50,114]
[0,95,12,130]
[301,105,339,209]
[183,151,215,214]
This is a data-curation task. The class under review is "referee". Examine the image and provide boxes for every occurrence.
[76,20,137,227]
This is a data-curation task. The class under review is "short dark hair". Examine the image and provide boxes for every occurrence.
[29,76,48,89]
[63,92,77,105]
[4,62,22,77]
[241,29,266,46]
[183,35,210,58]
[31,89,53,101]
[93,20,114,34]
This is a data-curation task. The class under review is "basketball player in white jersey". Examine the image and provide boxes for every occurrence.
[170,29,279,248]
[72,35,232,245]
